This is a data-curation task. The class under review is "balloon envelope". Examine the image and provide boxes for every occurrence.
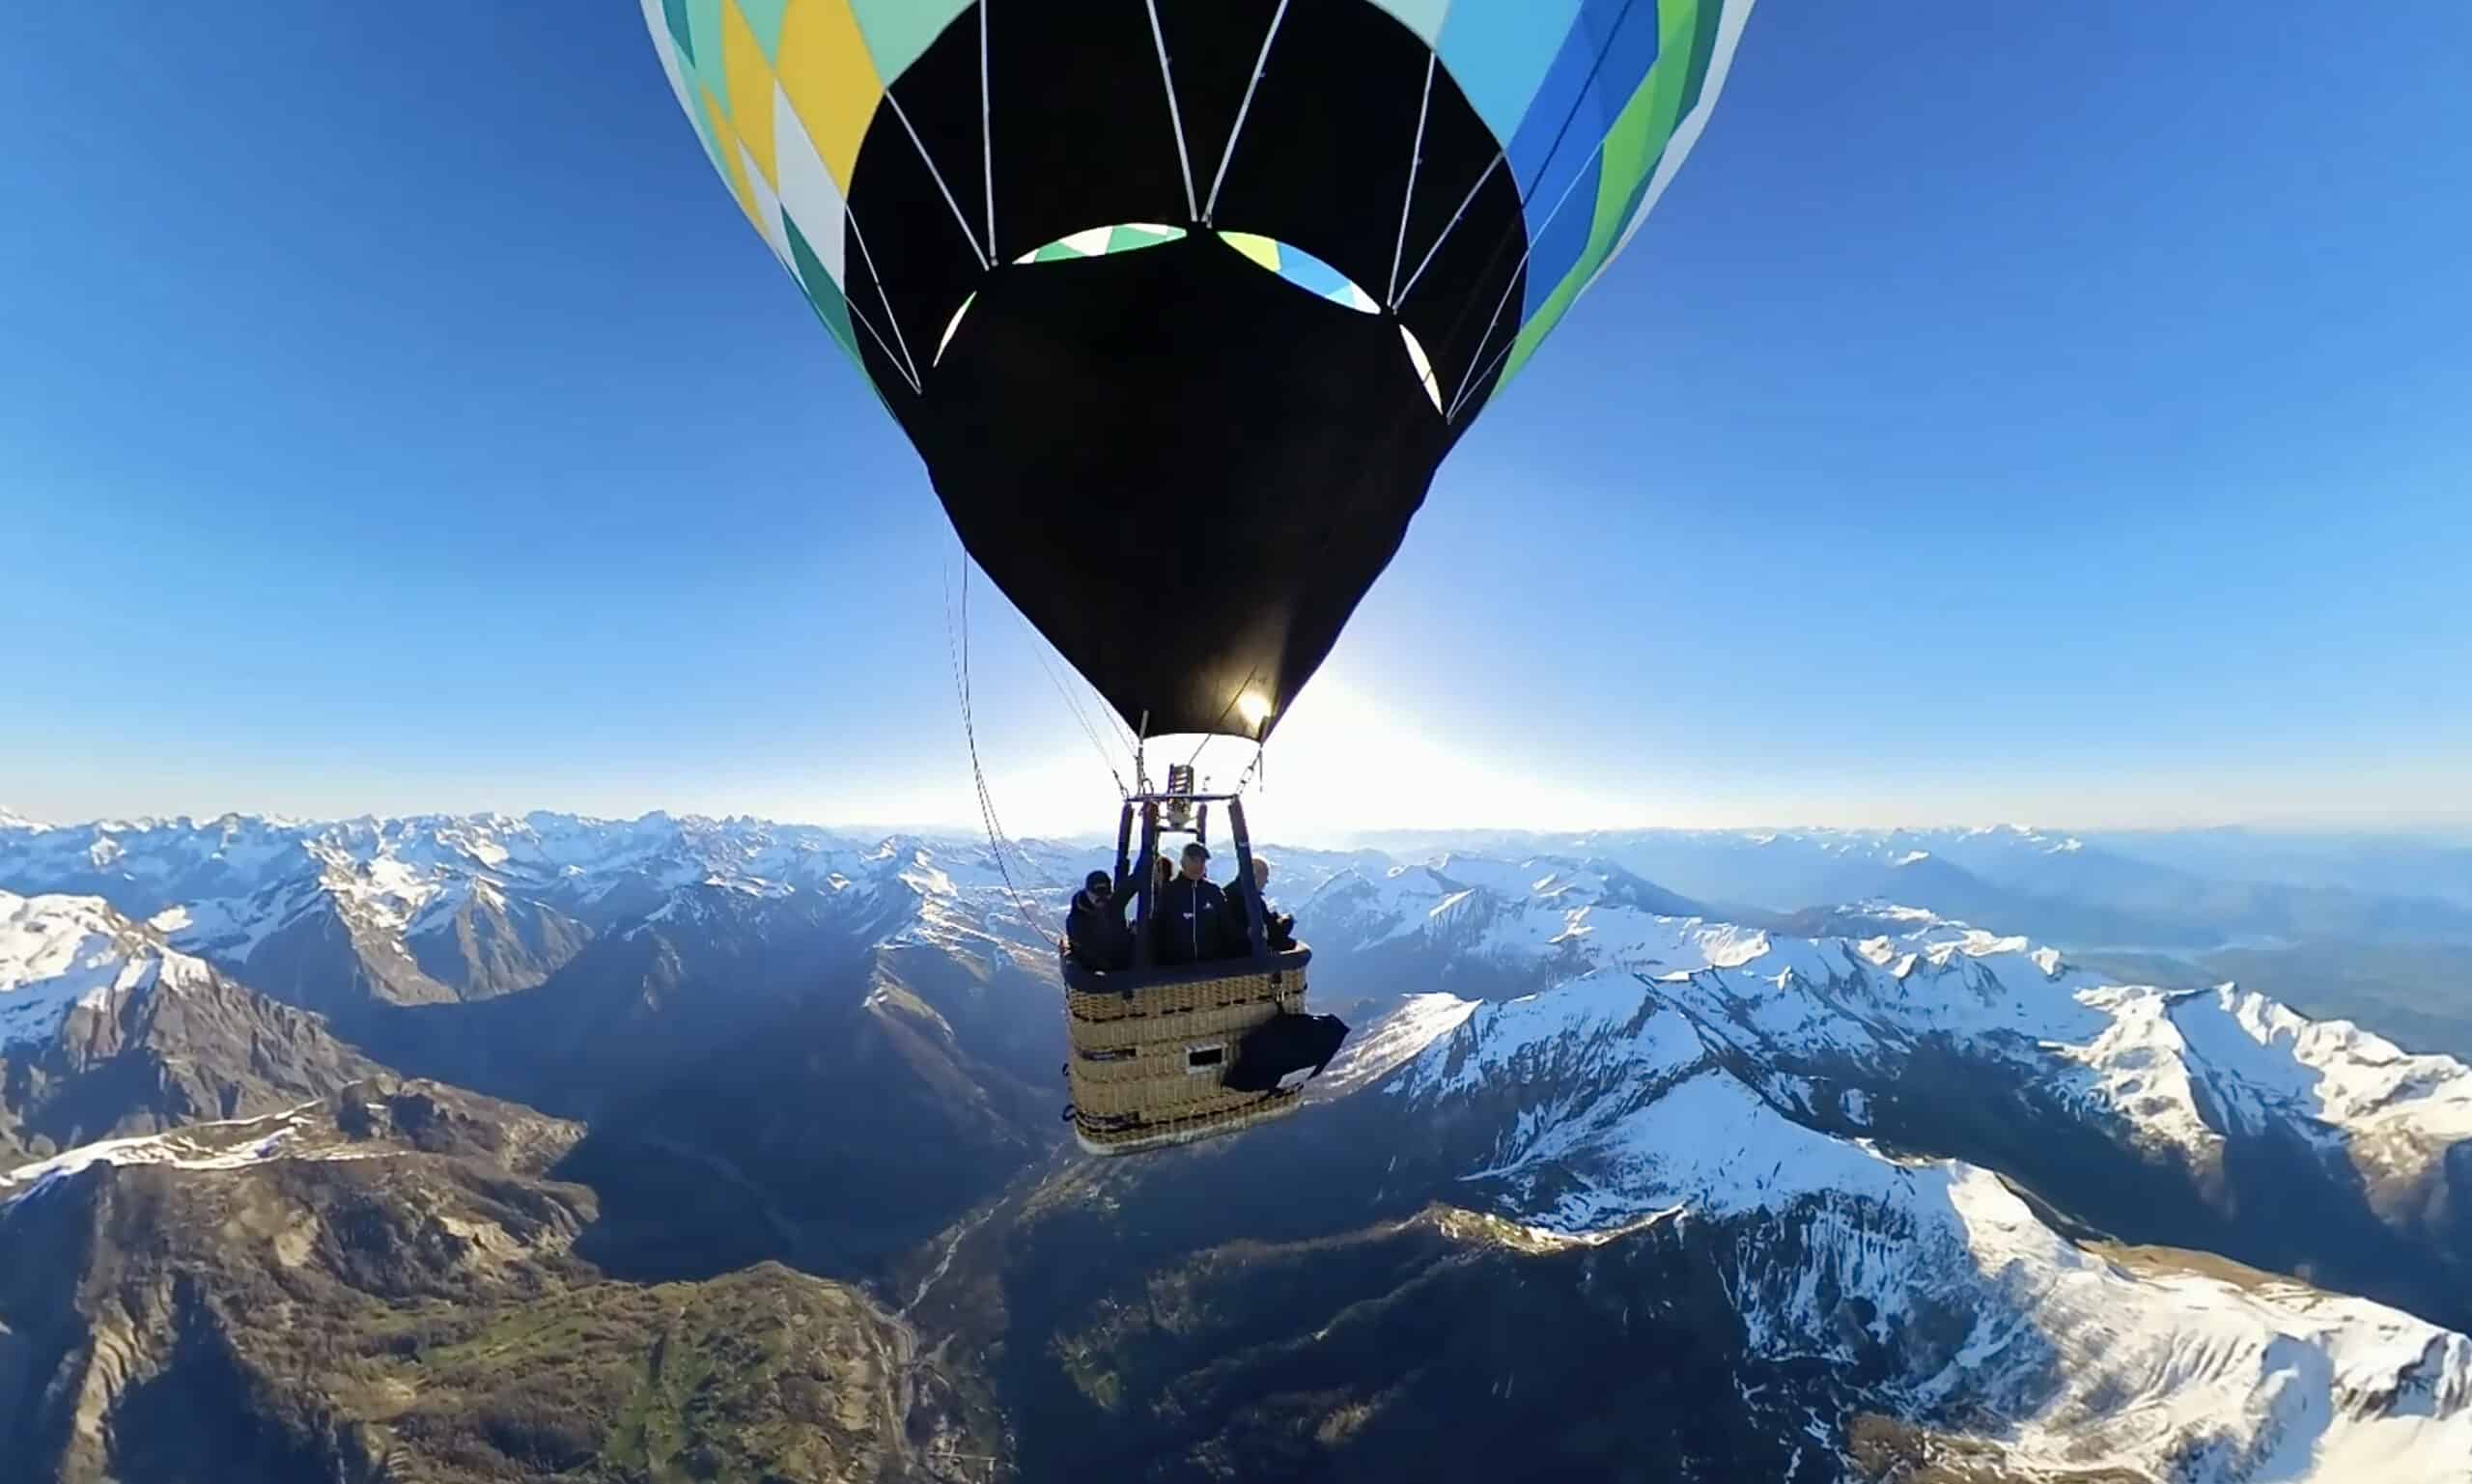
[641,0,1752,738]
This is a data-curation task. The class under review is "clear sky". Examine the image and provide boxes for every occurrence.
[6,2,2468,840]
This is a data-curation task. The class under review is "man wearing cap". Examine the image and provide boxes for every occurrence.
[1064,866,1138,971]
[1153,841,1236,966]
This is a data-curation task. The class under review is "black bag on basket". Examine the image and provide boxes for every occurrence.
[1223,1012,1350,1094]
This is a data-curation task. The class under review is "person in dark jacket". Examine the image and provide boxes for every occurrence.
[1064,868,1137,971]
[1153,842,1235,966]
[1224,855,1297,954]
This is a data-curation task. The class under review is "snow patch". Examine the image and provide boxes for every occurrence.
[1,891,205,1048]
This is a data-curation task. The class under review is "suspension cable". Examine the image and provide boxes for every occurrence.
[1184,662,1267,773]
[1234,740,1269,796]
[1014,609,1130,796]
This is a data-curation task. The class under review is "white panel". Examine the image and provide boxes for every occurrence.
[772,80,848,286]
[741,141,795,272]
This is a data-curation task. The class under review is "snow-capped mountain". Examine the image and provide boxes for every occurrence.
[8,809,2472,1478]
[1,888,214,1049]
[1348,824,2472,949]
[1297,851,2472,1327]
[0,890,375,1161]
[941,869,2472,1480]
[1318,942,2472,1480]
[0,811,1086,1024]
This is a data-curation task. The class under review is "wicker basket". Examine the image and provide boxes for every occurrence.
[1063,955,1310,1156]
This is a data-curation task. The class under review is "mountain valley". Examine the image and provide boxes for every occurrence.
[5,811,2471,1481]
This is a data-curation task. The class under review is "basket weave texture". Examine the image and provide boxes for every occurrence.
[1066,965,1306,1148]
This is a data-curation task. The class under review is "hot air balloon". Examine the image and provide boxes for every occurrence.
[640,0,1752,1152]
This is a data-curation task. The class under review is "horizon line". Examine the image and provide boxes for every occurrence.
[5,804,2467,843]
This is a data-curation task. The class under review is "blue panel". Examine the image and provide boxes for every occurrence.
[1508,0,1662,215]
[1503,20,1601,198]
[1577,0,1664,144]
[1277,246,1355,301]
[1436,0,1585,151]
[1522,151,1601,317]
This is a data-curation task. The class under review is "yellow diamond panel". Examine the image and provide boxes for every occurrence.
[776,0,884,188]
[721,0,780,187]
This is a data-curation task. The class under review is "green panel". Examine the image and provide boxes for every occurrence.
[1495,264,1578,392]
[1590,82,1665,242]
[850,0,972,83]
[1016,224,1186,265]
[1107,225,1181,251]
[735,0,790,59]
[1675,0,1728,122]
[1588,0,1697,259]
[785,215,864,370]
[1500,0,1703,393]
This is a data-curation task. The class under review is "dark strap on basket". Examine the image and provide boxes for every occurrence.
[1223,1012,1350,1093]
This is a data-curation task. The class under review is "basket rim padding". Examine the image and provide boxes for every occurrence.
[1060,942,1312,995]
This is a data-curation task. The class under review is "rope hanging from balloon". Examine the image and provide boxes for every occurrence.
[943,553,1059,948]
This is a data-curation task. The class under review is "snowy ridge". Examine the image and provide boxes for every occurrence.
[1316,992,1482,1095]
[1373,963,2472,1480]
[0,1104,335,1211]
[1335,868,2472,1482]
[1921,1167,2472,1482]
[1324,852,2472,1183]
[0,812,1095,998]
[0,890,213,1049]
[1303,852,1763,975]
[1662,920,2472,1183]
[1385,972,1920,1228]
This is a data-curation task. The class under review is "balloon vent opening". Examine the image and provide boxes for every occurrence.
[1217,233,1381,315]
[1399,325,1442,413]
[1218,231,1437,413]
[936,292,977,367]
[1013,223,1189,266]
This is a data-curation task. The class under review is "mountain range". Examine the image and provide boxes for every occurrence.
[5,809,2471,1481]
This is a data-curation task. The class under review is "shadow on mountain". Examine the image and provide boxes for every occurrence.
[919,1076,2068,1483]
[107,1292,362,1484]
[356,889,892,1121]
[559,959,1062,1285]
[1009,1210,1838,1483]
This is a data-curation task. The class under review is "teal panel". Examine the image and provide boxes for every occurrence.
[785,215,863,370]
[735,0,790,58]
[685,0,729,100]
[849,0,972,83]
[1367,0,1451,46]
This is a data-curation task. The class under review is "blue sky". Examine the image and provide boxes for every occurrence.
[6,2,2467,837]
